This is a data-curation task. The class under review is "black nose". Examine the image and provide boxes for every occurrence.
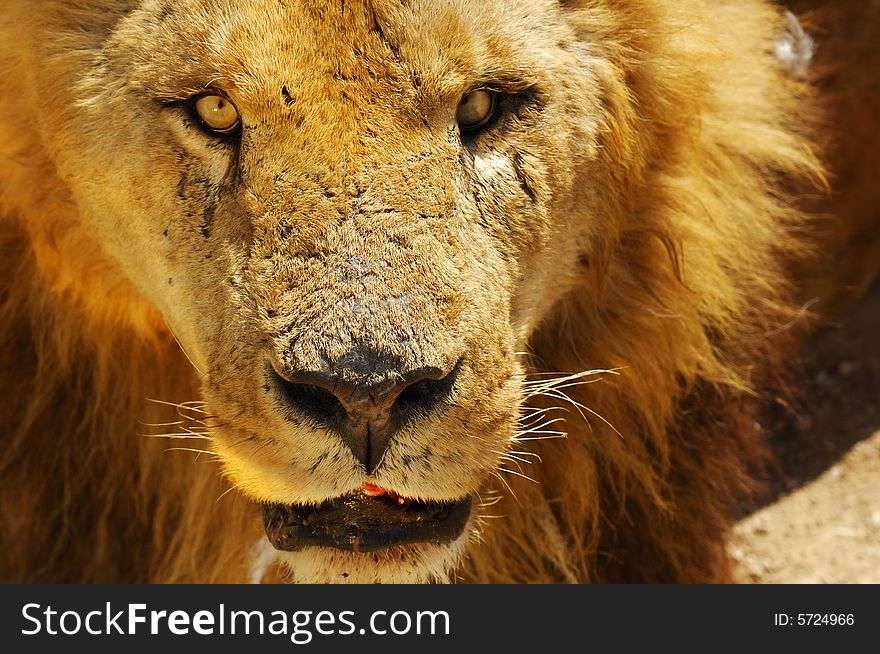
[270,350,461,474]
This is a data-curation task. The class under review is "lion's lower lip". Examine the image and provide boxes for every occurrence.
[262,494,473,553]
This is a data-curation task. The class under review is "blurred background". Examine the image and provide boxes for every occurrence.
[732,281,880,583]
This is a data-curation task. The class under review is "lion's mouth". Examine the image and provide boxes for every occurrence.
[262,484,474,553]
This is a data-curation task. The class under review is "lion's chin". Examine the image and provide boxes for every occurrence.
[260,486,477,583]
[262,490,474,552]
[274,536,471,584]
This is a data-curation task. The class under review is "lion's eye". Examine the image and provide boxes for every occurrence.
[456,90,497,134]
[192,94,241,136]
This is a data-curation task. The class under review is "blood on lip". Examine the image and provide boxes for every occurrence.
[361,482,407,505]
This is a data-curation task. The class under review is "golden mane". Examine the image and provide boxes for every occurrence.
[0,0,870,583]
[461,2,823,582]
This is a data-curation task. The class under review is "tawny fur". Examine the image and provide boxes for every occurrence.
[0,0,875,584]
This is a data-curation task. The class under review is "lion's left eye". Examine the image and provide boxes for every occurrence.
[192,94,241,136]
[457,90,497,134]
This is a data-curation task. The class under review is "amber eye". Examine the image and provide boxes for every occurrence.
[192,94,241,136]
[456,89,497,133]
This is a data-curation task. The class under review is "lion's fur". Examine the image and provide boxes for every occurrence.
[0,0,876,583]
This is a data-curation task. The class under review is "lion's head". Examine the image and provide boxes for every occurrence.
[25,0,617,582]
[0,0,825,583]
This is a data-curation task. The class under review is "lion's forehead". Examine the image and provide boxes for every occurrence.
[115,0,561,107]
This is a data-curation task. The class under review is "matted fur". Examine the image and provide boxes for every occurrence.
[0,0,869,583]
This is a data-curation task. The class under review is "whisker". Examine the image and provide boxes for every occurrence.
[141,433,214,440]
[523,368,619,389]
[538,389,593,430]
[140,422,213,437]
[497,466,538,484]
[217,481,246,503]
[495,450,534,466]
[515,418,567,437]
[139,419,186,428]
[162,447,215,454]
[517,429,567,438]
[541,388,622,437]
[508,449,543,463]
[519,404,559,414]
[474,489,504,510]
[490,470,521,506]
[523,375,609,390]
[526,378,608,397]
[184,417,218,427]
[517,406,560,423]
[145,398,209,415]
[513,432,568,443]
[519,416,567,429]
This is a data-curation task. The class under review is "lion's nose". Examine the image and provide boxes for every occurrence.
[270,350,461,474]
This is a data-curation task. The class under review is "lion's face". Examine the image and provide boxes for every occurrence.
[52,0,607,582]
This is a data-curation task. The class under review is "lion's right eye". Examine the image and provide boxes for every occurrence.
[192,94,242,136]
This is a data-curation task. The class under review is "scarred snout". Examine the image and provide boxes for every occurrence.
[198,120,523,569]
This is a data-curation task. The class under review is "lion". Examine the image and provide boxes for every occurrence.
[0,0,877,584]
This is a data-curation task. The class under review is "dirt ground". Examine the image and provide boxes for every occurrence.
[731,282,880,583]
